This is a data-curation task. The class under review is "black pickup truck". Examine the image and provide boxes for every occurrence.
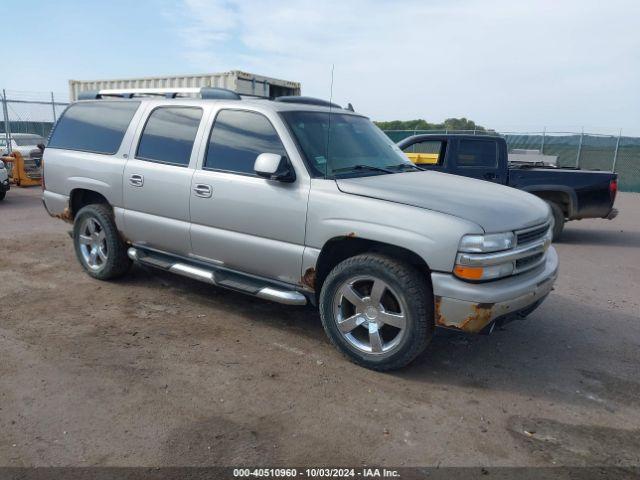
[397,134,618,239]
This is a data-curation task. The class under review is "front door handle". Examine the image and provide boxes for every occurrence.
[483,172,497,180]
[129,174,144,187]
[193,183,213,198]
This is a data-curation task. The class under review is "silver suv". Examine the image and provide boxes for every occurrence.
[42,88,558,370]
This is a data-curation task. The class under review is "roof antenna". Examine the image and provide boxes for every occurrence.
[325,64,335,179]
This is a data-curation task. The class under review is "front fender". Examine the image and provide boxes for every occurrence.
[306,180,483,273]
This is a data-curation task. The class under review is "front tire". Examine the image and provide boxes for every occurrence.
[0,190,5,201]
[73,204,131,280]
[547,201,565,241]
[319,253,433,371]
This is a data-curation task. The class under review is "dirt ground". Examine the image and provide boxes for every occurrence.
[1,187,639,467]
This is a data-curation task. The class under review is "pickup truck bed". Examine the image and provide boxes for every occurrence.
[398,134,618,239]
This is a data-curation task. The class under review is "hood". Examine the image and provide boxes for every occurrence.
[337,171,550,232]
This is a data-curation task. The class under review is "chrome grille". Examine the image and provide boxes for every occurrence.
[516,223,550,246]
[516,252,544,271]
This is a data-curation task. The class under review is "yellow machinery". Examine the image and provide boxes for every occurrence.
[404,152,440,165]
[2,151,42,187]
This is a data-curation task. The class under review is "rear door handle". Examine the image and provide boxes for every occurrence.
[129,174,144,187]
[193,183,213,198]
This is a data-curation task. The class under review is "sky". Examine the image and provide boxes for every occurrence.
[6,0,640,134]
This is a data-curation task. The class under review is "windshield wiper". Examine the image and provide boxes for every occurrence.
[388,163,426,171]
[332,164,395,175]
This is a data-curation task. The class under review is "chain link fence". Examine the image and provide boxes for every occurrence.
[1,90,69,153]
[1,90,638,192]
[383,129,640,192]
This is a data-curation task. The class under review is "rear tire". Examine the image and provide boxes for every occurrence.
[73,204,131,280]
[547,201,565,241]
[319,253,433,371]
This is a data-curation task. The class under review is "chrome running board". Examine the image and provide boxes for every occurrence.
[127,247,307,306]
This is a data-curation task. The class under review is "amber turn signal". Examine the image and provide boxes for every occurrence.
[453,265,484,280]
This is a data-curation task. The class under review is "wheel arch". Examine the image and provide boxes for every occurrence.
[523,185,577,219]
[69,188,111,219]
[309,236,432,300]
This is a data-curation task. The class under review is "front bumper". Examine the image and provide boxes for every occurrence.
[431,246,558,333]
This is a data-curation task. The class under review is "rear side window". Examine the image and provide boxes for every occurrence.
[136,107,203,166]
[204,109,287,175]
[456,139,498,168]
[48,101,140,154]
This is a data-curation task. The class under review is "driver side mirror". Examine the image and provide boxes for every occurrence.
[254,153,295,183]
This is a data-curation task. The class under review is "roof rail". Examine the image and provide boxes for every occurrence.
[274,96,341,109]
[77,87,241,101]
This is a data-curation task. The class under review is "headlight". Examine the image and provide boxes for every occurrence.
[458,232,515,253]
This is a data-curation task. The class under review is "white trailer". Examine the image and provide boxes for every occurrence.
[69,70,301,101]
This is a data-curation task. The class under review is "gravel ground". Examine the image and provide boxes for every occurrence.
[1,187,639,467]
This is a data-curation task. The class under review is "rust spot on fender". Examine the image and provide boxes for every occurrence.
[346,232,357,238]
[53,207,73,223]
[302,267,316,290]
[434,296,445,325]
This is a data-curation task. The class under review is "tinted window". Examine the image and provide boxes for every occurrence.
[137,107,202,166]
[205,110,286,175]
[457,139,497,167]
[48,101,140,154]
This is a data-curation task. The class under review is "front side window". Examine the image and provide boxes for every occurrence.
[136,107,203,166]
[456,139,498,168]
[205,109,287,175]
[281,111,413,178]
[402,140,445,165]
[48,101,140,154]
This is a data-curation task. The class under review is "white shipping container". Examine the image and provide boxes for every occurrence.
[69,70,301,101]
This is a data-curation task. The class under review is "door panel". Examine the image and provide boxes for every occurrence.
[123,159,194,254]
[189,170,308,284]
[451,138,504,183]
[188,108,308,285]
[123,105,204,255]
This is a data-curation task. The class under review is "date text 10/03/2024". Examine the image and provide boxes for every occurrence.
[233,468,401,478]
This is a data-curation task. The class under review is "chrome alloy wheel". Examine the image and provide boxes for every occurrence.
[78,217,108,271]
[333,275,407,354]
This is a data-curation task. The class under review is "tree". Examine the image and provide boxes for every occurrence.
[374,118,490,132]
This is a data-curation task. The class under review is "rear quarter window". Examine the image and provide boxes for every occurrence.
[48,101,140,154]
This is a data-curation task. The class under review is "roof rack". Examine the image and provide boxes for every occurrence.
[77,87,241,100]
[75,88,355,111]
[274,96,341,108]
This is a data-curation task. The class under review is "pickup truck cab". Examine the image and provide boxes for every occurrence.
[42,89,558,370]
[399,134,619,239]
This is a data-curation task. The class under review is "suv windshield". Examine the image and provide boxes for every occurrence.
[281,111,414,178]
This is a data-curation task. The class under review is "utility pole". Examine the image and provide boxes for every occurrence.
[612,129,622,172]
[2,89,11,154]
[50,91,57,122]
[576,127,584,168]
